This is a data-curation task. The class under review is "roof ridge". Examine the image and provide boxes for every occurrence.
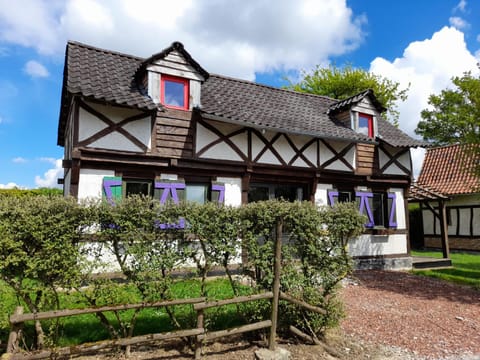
[67,40,144,61]
[208,73,336,101]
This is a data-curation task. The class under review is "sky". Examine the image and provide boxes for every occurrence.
[0,0,479,189]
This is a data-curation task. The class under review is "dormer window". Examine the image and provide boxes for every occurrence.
[357,113,374,138]
[161,74,189,110]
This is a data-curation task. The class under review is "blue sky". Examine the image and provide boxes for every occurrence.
[0,0,479,189]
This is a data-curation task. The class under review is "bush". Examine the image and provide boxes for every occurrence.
[0,195,92,348]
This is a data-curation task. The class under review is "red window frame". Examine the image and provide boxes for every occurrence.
[358,113,374,138]
[160,74,189,110]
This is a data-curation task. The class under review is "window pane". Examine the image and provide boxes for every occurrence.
[338,191,352,203]
[358,115,370,136]
[164,80,185,107]
[186,184,207,204]
[248,186,269,202]
[125,181,151,196]
[372,193,384,226]
[274,186,298,202]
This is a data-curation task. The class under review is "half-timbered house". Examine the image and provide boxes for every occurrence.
[57,41,425,270]
[416,144,480,251]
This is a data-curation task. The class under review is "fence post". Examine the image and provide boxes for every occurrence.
[195,309,204,359]
[269,218,282,350]
[6,306,24,354]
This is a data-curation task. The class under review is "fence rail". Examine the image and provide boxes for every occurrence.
[3,292,280,360]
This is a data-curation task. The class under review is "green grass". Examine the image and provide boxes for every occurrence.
[411,250,480,289]
[1,278,260,349]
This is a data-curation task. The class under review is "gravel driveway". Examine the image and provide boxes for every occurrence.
[341,270,480,360]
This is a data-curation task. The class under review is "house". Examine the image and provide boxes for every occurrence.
[57,41,425,270]
[416,144,480,251]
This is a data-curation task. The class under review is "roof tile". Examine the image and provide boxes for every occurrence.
[417,144,479,195]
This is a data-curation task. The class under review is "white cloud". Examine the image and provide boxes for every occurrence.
[35,158,63,188]
[24,60,49,78]
[0,182,21,189]
[0,0,64,55]
[12,157,27,163]
[449,16,469,30]
[370,26,479,177]
[0,0,366,80]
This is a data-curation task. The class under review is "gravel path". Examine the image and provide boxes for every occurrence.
[341,270,480,360]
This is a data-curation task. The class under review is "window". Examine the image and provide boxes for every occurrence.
[328,189,397,229]
[124,179,153,197]
[370,193,385,227]
[161,74,189,110]
[248,184,305,203]
[186,183,208,204]
[358,113,374,138]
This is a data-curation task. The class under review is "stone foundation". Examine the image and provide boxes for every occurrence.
[353,256,412,271]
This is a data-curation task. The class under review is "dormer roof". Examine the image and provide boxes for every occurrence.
[327,88,386,115]
[135,41,209,82]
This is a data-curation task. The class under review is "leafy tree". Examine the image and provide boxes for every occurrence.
[416,71,480,145]
[287,64,409,125]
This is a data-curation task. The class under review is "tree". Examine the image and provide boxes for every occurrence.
[287,64,409,125]
[416,71,480,146]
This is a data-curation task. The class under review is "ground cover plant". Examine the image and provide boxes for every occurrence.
[411,250,480,289]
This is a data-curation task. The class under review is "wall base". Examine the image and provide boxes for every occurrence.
[353,256,412,271]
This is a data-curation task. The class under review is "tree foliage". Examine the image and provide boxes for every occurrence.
[416,71,480,146]
[287,64,409,125]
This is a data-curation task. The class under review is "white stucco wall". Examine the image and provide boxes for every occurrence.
[78,168,115,201]
[217,177,242,207]
[391,188,406,229]
[314,183,333,207]
[348,234,408,257]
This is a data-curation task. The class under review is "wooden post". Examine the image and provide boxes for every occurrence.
[269,219,282,350]
[195,309,204,359]
[6,306,24,354]
[439,200,450,259]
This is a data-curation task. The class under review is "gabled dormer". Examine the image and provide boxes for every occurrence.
[328,89,386,140]
[135,42,209,111]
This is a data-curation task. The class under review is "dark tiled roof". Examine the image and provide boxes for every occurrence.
[200,75,371,141]
[328,89,386,114]
[377,121,426,147]
[57,41,157,146]
[58,41,423,148]
[417,144,480,195]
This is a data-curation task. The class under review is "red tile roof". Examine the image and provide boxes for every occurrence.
[417,144,479,195]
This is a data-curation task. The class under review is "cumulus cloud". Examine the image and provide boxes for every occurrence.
[24,60,49,78]
[0,0,366,80]
[0,0,64,55]
[0,182,21,189]
[370,26,479,179]
[35,158,63,188]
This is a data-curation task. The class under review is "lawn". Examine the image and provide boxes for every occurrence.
[0,278,262,349]
[411,250,480,289]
